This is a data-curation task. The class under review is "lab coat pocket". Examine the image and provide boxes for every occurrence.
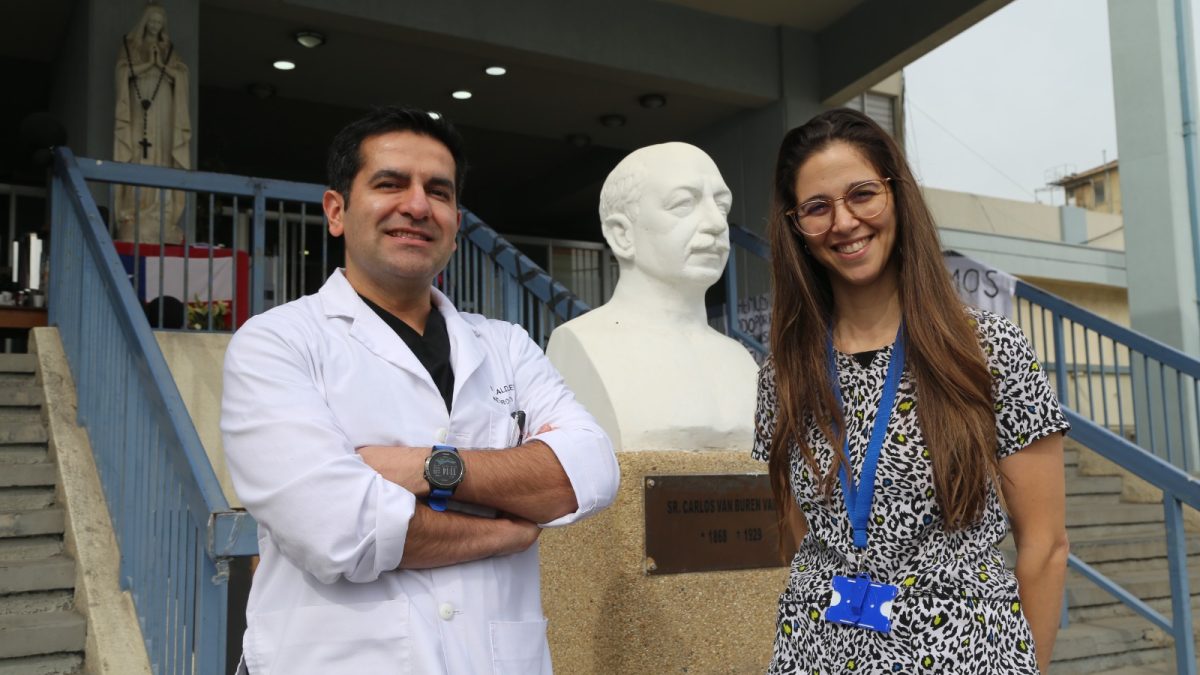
[247,596,410,675]
[489,618,550,675]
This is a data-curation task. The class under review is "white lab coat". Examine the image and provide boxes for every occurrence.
[221,270,619,675]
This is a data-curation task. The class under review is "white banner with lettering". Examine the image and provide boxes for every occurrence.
[942,251,1017,317]
[728,252,1017,357]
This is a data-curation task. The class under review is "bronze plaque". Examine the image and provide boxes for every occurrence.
[643,474,790,575]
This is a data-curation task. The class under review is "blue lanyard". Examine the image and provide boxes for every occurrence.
[827,325,905,550]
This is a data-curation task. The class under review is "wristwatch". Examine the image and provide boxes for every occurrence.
[424,444,464,512]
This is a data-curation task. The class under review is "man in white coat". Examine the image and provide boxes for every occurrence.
[221,106,619,674]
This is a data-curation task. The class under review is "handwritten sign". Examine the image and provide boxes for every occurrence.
[943,251,1016,317]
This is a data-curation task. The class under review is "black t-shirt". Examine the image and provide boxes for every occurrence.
[359,295,455,413]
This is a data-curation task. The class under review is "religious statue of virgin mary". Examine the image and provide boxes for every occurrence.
[113,2,191,244]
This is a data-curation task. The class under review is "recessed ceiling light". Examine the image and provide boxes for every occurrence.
[273,60,296,71]
[428,111,442,120]
[295,31,325,48]
[639,93,667,109]
[452,90,472,100]
[565,133,591,148]
[485,66,507,76]
[599,113,626,128]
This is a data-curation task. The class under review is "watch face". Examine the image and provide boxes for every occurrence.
[427,451,464,489]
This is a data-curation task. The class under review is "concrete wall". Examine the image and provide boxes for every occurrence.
[925,186,1062,241]
[1082,210,1125,251]
[540,450,784,674]
[154,331,238,508]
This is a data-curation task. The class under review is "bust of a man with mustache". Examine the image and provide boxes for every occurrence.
[547,142,758,452]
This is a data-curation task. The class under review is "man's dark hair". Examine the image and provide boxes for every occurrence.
[326,106,467,206]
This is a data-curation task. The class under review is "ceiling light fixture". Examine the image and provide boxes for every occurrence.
[451,90,473,100]
[273,60,296,71]
[639,93,667,109]
[294,30,325,48]
[485,66,507,76]
[428,111,443,120]
[599,113,626,128]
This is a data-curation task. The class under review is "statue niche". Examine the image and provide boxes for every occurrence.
[113,2,191,244]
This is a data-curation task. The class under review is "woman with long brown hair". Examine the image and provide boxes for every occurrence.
[752,108,1070,674]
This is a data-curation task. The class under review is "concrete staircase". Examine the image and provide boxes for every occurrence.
[1046,437,1200,675]
[0,353,85,674]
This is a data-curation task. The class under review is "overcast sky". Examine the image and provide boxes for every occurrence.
[904,0,1120,204]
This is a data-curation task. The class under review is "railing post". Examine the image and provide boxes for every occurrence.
[1053,313,1069,406]
[251,184,266,316]
[502,275,521,325]
[1060,588,1069,629]
[1164,494,1197,675]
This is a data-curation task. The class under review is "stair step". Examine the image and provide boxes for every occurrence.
[1052,645,1181,675]
[1065,475,1124,495]
[1052,615,1170,663]
[1069,523,1173,543]
[0,447,48,466]
[1091,552,1200,577]
[1070,532,1200,564]
[1087,657,1200,675]
[0,557,75,595]
[1069,590,1200,624]
[0,510,63,539]
[0,427,47,446]
[0,464,56,488]
[0,388,41,408]
[0,590,74,617]
[0,355,36,375]
[1066,561,1200,608]
[0,652,84,675]
[0,611,85,660]
[1064,448,1079,466]
[1067,494,1122,507]
[0,489,55,512]
[0,537,63,563]
[1067,503,1165,528]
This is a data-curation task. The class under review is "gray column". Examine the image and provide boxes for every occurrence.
[1109,0,1200,470]
[1108,0,1200,354]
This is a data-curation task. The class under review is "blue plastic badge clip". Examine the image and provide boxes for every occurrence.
[826,574,899,633]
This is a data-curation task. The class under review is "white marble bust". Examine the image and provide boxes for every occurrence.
[546,142,758,452]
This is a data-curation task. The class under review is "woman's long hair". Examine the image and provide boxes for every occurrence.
[767,108,997,531]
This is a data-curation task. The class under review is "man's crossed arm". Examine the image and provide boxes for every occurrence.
[357,433,577,569]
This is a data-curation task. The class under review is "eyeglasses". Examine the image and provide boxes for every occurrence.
[786,178,893,237]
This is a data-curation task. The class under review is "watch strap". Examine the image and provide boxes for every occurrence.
[426,444,461,512]
[428,488,453,512]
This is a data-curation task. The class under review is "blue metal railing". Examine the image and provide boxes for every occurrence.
[50,147,249,674]
[73,157,587,346]
[1015,280,1200,473]
[726,223,1200,674]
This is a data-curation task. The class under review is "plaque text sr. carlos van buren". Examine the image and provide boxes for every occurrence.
[643,474,794,575]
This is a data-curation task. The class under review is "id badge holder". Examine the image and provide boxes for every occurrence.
[826,574,899,633]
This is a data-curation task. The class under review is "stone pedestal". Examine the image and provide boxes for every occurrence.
[540,450,787,673]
